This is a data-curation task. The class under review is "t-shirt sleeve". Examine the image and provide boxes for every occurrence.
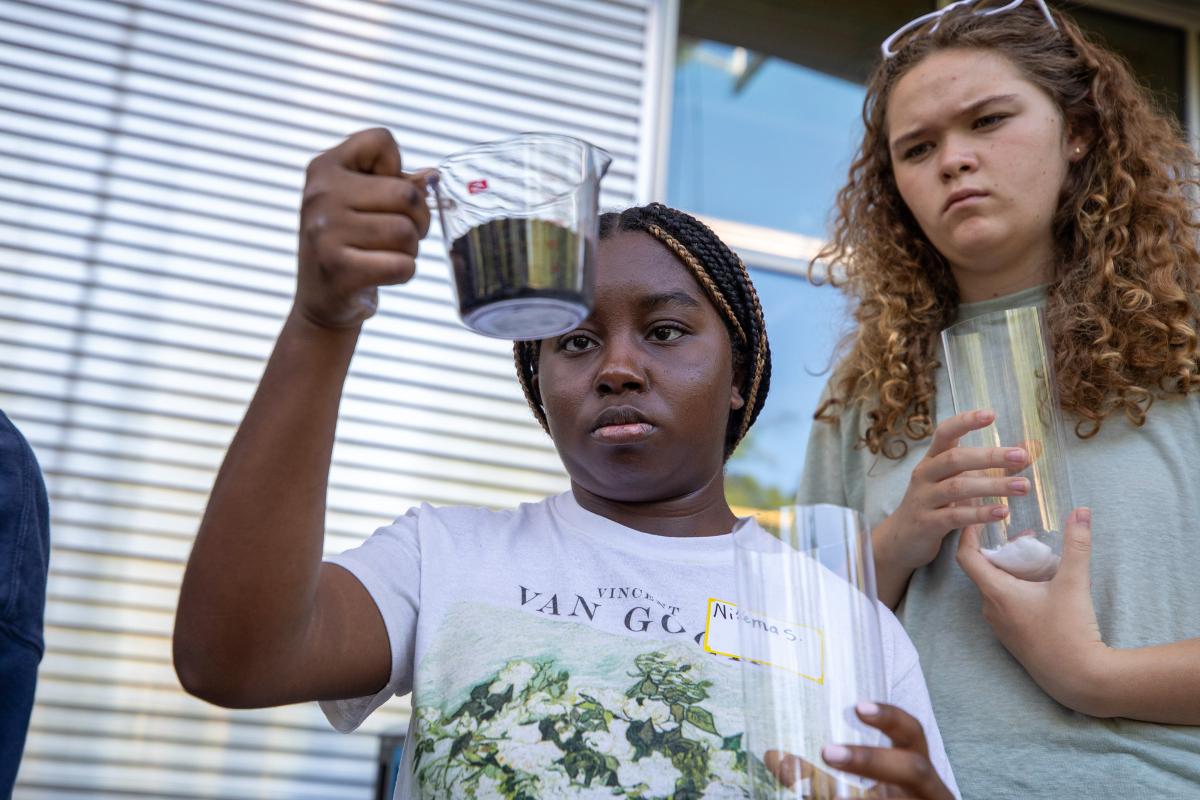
[795,379,850,508]
[318,506,424,733]
[881,604,960,799]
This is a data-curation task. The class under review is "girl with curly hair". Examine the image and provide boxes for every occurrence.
[798,1,1200,796]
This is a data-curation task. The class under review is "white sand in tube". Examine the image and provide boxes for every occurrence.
[982,536,1061,581]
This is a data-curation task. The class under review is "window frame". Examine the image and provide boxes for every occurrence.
[940,0,1200,152]
[653,0,1200,277]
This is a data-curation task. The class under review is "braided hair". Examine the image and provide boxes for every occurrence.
[514,202,771,459]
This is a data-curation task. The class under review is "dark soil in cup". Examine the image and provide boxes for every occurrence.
[449,217,591,315]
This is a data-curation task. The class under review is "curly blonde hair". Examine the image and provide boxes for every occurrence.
[813,3,1200,458]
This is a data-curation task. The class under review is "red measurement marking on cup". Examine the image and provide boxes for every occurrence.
[467,179,489,194]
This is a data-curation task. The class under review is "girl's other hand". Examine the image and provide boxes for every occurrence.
[296,127,433,329]
[956,508,1111,716]
[765,702,955,799]
[877,409,1030,572]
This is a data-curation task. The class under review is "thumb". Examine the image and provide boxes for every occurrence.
[1056,507,1092,585]
[955,524,1000,591]
[338,127,402,177]
[955,523,983,567]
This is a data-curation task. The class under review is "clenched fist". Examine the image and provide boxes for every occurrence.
[296,127,433,328]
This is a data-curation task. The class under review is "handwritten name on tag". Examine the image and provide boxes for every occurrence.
[702,598,824,684]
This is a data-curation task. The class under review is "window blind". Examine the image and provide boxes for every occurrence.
[1,0,662,796]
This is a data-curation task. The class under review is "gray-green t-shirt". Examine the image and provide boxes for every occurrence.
[797,285,1200,798]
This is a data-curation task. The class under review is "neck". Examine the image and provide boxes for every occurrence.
[951,242,1053,303]
[570,471,737,538]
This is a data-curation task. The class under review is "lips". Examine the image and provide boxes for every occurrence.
[591,406,656,444]
[943,188,988,213]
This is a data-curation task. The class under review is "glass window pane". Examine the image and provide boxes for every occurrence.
[668,0,932,235]
[726,268,847,508]
[668,42,864,236]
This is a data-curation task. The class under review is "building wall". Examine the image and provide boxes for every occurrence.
[0,1,668,797]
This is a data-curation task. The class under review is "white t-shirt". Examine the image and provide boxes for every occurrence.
[322,492,959,799]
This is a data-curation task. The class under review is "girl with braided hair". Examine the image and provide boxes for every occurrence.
[175,130,959,798]
[797,1,1200,797]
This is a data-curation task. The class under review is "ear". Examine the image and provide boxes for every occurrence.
[1064,123,1092,164]
[530,373,543,408]
[730,366,746,412]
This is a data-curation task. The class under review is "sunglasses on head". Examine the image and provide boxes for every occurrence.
[881,0,1058,59]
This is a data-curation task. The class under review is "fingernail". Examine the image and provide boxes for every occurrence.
[991,506,1009,519]
[822,744,851,766]
[1005,448,1027,463]
[1008,479,1029,494]
[1077,507,1091,525]
[975,410,994,422]
[856,701,880,717]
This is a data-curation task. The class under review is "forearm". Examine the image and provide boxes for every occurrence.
[1084,637,1200,724]
[872,516,918,609]
[174,309,360,696]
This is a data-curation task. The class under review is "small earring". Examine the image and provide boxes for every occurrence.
[1074,146,1082,155]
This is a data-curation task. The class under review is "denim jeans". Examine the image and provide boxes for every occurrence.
[0,411,50,798]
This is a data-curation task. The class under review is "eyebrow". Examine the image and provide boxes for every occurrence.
[638,290,704,312]
[890,93,1020,152]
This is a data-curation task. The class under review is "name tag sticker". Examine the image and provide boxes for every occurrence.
[703,597,824,684]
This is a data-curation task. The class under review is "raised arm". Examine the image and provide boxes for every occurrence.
[173,128,431,708]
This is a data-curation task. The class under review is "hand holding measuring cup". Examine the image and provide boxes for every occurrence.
[295,128,612,341]
[296,128,433,330]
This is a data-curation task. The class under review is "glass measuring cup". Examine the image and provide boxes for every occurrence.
[428,133,612,341]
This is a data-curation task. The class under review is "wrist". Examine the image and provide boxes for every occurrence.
[873,515,927,572]
[269,307,362,386]
[1083,646,1133,719]
[283,306,363,358]
[1058,644,1123,718]
[871,519,918,609]
[287,304,364,340]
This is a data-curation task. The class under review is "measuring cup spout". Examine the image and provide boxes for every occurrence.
[589,145,613,181]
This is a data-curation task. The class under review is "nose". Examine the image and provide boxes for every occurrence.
[594,337,646,396]
[939,137,978,181]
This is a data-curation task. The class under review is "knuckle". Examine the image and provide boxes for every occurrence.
[304,154,325,178]
[302,207,334,246]
[404,181,422,208]
[350,127,391,152]
[362,126,395,143]
[395,215,418,249]
[906,753,935,783]
[300,183,333,220]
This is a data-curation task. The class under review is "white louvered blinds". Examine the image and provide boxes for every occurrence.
[1,0,659,796]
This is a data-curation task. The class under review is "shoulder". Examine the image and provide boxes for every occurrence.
[377,493,562,540]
